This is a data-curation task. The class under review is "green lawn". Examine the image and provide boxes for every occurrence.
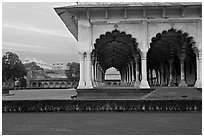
[2,112,201,135]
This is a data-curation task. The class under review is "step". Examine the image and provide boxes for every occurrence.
[76,88,155,99]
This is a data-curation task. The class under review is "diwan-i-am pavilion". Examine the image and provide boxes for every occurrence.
[54,2,202,90]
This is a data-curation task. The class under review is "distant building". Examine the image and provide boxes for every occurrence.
[23,57,72,89]
[105,67,121,85]
[23,57,53,70]
[105,67,121,81]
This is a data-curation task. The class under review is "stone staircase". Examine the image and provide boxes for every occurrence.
[145,87,202,100]
[76,85,154,99]
[76,85,202,100]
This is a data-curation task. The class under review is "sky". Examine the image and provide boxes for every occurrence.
[2,2,79,65]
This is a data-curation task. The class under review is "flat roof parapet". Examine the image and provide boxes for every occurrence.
[68,2,202,8]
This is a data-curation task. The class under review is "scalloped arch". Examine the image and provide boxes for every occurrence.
[155,28,199,55]
[93,29,140,71]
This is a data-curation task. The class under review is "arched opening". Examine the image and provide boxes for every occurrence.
[61,82,66,87]
[44,82,48,88]
[38,82,42,88]
[32,82,37,88]
[147,28,197,87]
[49,82,54,88]
[104,67,121,85]
[93,29,141,87]
[55,82,60,87]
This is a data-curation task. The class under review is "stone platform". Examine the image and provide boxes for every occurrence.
[2,87,202,112]
[76,86,201,100]
[76,87,155,99]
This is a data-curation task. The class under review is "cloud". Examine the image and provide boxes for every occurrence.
[2,41,59,54]
[2,23,71,38]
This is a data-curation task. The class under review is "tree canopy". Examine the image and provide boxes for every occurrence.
[2,52,27,82]
[65,62,79,82]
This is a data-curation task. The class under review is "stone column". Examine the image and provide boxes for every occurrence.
[94,61,98,86]
[128,64,132,85]
[77,52,86,89]
[96,63,99,84]
[139,20,150,89]
[122,69,126,83]
[194,51,202,88]
[97,66,102,85]
[139,51,150,88]
[102,71,105,83]
[131,61,135,85]
[92,59,97,87]
[179,55,187,87]
[155,70,160,86]
[120,70,124,84]
[134,56,140,88]
[126,65,130,84]
[85,52,93,88]
[125,69,127,83]
[160,65,164,86]
[168,59,175,86]
[123,70,126,84]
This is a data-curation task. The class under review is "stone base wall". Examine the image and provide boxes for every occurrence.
[2,100,201,112]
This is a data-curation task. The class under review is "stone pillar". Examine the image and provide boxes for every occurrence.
[97,66,102,85]
[85,52,93,88]
[160,65,164,86]
[92,60,97,87]
[123,70,126,83]
[168,59,175,86]
[179,55,187,87]
[139,20,150,88]
[194,51,202,88]
[134,56,140,88]
[77,52,86,89]
[122,70,125,83]
[126,67,129,84]
[96,63,99,84]
[139,51,150,88]
[155,70,160,86]
[102,71,105,83]
[131,61,135,85]
[94,61,98,86]
[128,64,132,84]
[125,69,127,83]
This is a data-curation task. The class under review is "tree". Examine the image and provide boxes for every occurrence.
[2,52,27,83]
[65,62,80,82]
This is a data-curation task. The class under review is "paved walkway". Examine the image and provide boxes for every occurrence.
[2,89,76,100]
[144,87,202,100]
[2,112,202,135]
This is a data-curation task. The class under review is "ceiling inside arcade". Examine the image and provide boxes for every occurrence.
[93,28,196,74]
[147,28,196,71]
[93,30,140,72]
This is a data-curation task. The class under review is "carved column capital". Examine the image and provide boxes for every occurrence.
[86,51,92,61]
[198,50,202,59]
[179,54,186,61]
[133,53,140,60]
[78,52,85,61]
